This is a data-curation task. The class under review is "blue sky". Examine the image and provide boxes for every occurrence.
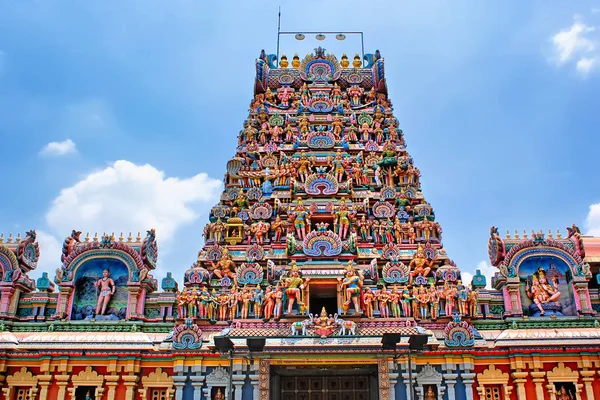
[1,1,599,286]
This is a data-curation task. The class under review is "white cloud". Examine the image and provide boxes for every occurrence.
[585,203,600,236]
[35,230,63,280]
[39,139,77,156]
[461,271,473,286]
[551,17,599,75]
[45,160,222,243]
[576,57,599,74]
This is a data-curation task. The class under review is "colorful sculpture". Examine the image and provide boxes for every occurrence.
[339,261,364,315]
[95,269,115,316]
[281,261,310,315]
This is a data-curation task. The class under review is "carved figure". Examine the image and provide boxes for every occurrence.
[526,267,561,316]
[289,199,311,240]
[282,261,310,315]
[467,288,478,317]
[95,269,115,316]
[273,286,284,319]
[409,245,433,286]
[263,286,275,319]
[339,261,364,315]
[363,288,375,319]
[210,247,237,284]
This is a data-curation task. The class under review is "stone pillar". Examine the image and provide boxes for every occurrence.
[248,374,259,400]
[123,375,139,400]
[461,372,475,400]
[547,384,557,400]
[504,280,522,317]
[0,286,16,315]
[54,286,74,319]
[127,286,141,320]
[55,375,70,400]
[38,375,52,400]
[580,370,595,400]
[190,375,205,400]
[173,375,187,400]
[512,372,528,400]
[388,372,398,400]
[443,373,457,400]
[106,375,120,400]
[202,388,210,400]
[573,280,594,315]
[233,375,245,400]
[530,371,545,400]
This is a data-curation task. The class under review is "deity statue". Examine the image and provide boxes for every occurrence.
[251,220,270,245]
[313,307,337,338]
[241,286,253,319]
[289,198,311,240]
[429,284,440,320]
[457,282,468,315]
[331,83,342,105]
[253,285,264,318]
[556,385,574,400]
[378,287,390,318]
[338,261,364,315]
[443,283,456,317]
[188,287,199,318]
[424,386,436,400]
[330,149,346,183]
[401,286,412,317]
[526,267,561,316]
[199,287,210,319]
[389,286,401,318]
[213,218,225,243]
[297,151,313,183]
[363,288,375,319]
[207,289,217,321]
[282,261,310,315]
[214,388,225,400]
[467,288,478,317]
[411,286,419,317]
[95,269,116,316]
[273,285,284,319]
[217,291,229,321]
[334,199,355,240]
[263,286,275,320]
[176,288,188,319]
[416,285,430,319]
[408,245,433,286]
[210,247,237,285]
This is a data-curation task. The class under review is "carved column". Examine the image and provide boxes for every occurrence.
[443,373,457,400]
[190,375,205,400]
[248,374,259,400]
[54,285,74,319]
[106,375,120,400]
[512,372,528,400]
[461,372,475,400]
[547,384,558,400]
[504,279,522,317]
[233,375,245,400]
[258,359,270,400]
[388,371,398,400]
[530,371,546,400]
[127,286,142,320]
[0,286,15,315]
[173,375,187,400]
[573,279,593,315]
[123,375,139,400]
[37,375,52,400]
[580,370,595,400]
[55,375,70,400]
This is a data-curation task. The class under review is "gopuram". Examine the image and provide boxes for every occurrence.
[1,48,600,400]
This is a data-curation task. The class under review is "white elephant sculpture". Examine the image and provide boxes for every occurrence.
[336,316,357,336]
[290,314,313,336]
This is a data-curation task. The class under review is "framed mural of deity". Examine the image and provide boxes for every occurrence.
[519,256,576,317]
[71,258,129,320]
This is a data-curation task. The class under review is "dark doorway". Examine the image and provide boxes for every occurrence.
[271,365,379,400]
[309,284,338,315]
[75,387,96,400]
[553,382,576,399]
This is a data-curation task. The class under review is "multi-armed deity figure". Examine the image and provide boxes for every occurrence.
[289,199,311,240]
[334,199,356,240]
[95,269,116,316]
[338,261,364,315]
[526,266,562,316]
[281,261,310,315]
[210,247,237,285]
[408,245,434,286]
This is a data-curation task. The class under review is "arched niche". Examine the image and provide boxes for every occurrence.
[0,245,19,282]
[545,363,581,400]
[68,366,105,400]
[70,255,131,320]
[515,252,578,317]
[139,367,175,400]
[2,367,38,400]
[415,364,444,400]
[476,365,512,400]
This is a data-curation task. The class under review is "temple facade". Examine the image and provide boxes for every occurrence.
[1,48,600,400]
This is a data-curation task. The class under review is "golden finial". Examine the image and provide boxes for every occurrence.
[136,232,141,242]
[556,229,562,239]
[85,232,90,242]
[128,232,133,242]
[340,53,349,68]
[280,53,289,68]
[548,229,553,239]
[352,53,362,68]
[16,233,21,243]
[292,53,300,68]
[110,232,115,241]
[523,230,527,239]
[506,230,510,239]
[93,232,98,242]
[514,230,519,239]
[7,233,13,243]
[119,232,124,242]
[0,233,4,243]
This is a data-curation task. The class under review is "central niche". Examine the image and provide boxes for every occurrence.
[71,258,129,320]
[309,283,339,315]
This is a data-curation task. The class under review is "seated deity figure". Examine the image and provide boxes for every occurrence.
[95,269,116,316]
[408,245,434,286]
[210,247,237,285]
[526,266,561,316]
